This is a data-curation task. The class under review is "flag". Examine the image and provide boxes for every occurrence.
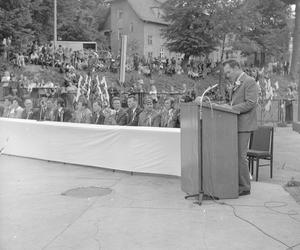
[265,79,273,100]
[75,75,83,102]
[101,76,110,103]
[96,75,104,103]
[86,76,91,99]
[265,99,272,112]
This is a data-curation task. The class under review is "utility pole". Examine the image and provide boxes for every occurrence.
[53,0,57,67]
[119,35,127,87]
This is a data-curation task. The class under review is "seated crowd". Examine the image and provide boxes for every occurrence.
[0,94,181,128]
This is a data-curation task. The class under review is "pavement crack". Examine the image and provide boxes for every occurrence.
[41,198,98,250]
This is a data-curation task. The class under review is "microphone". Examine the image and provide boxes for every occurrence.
[199,84,219,102]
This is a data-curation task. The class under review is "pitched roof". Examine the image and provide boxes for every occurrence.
[127,0,169,25]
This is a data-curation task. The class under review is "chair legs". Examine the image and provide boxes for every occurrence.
[248,157,254,175]
[256,158,260,181]
[270,157,273,178]
[247,155,272,181]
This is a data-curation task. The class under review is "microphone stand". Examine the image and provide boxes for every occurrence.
[185,84,218,205]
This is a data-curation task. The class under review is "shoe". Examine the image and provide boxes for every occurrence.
[239,190,251,196]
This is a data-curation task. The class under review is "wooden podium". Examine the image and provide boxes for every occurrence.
[181,103,240,199]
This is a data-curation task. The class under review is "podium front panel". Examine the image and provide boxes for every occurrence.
[181,103,239,199]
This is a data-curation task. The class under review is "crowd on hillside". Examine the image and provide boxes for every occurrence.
[3,39,218,79]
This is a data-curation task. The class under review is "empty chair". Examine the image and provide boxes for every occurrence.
[247,126,274,181]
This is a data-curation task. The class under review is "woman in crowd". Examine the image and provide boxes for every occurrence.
[8,96,23,119]
[73,98,92,123]
[1,95,13,118]
[102,100,117,125]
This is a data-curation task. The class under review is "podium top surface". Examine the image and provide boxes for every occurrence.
[181,102,240,115]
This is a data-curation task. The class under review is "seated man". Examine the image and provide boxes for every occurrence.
[52,97,73,122]
[127,95,142,126]
[138,97,161,127]
[21,99,38,120]
[112,97,128,125]
[91,100,105,125]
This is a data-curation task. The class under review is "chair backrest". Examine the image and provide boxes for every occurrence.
[249,126,274,153]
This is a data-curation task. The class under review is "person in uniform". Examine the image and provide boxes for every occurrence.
[138,97,161,127]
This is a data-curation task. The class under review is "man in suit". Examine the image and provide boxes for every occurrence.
[126,95,142,126]
[112,97,128,125]
[53,97,73,122]
[91,100,105,125]
[21,98,38,120]
[223,59,259,196]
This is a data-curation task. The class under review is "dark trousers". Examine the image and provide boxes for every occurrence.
[238,132,251,193]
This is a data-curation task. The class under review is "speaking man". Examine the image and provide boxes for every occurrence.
[223,59,259,196]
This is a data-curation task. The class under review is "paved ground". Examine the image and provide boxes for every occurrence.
[0,126,300,250]
[257,126,300,203]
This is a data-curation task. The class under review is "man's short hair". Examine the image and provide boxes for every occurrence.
[112,97,120,103]
[223,59,240,69]
[127,94,137,102]
[143,97,153,105]
[24,98,33,105]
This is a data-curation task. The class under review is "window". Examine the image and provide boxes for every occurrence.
[148,51,153,58]
[160,47,164,58]
[118,28,123,40]
[118,10,123,19]
[152,7,161,19]
[148,35,153,45]
[130,23,134,32]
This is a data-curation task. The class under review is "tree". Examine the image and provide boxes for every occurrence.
[232,0,290,66]
[285,0,300,80]
[0,0,34,50]
[161,0,218,71]
[209,0,244,62]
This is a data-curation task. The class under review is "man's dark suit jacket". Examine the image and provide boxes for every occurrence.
[231,73,259,132]
[53,108,73,122]
[91,111,105,125]
[127,106,143,126]
[115,108,128,125]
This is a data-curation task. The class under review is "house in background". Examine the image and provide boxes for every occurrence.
[105,0,246,64]
[108,0,177,59]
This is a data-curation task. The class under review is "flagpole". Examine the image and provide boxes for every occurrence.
[53,0,57,68]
